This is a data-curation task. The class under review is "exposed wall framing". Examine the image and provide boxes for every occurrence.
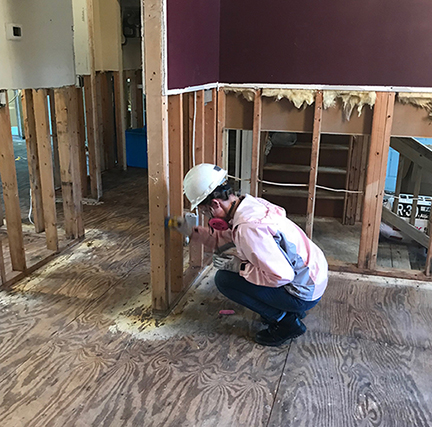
[0,87,85,289]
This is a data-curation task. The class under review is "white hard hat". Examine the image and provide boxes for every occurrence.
[183,164,228,210]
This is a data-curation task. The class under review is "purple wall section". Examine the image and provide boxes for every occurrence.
[219,0,432,87]
[167,0,220,90]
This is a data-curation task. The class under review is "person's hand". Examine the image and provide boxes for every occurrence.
[173,216,194,237]
[213,254,243,272]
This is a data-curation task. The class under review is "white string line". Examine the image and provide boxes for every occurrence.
[230,175,431,201]
[228,175,363,194]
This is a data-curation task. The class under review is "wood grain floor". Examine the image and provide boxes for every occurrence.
[1,169,431,426]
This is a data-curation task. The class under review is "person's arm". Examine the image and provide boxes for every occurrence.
[190,226,233,251]
[236,224,295,287]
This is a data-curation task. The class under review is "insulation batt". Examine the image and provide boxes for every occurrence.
[225,88,376,120]
[398,93,432,118]
[323,91,376,120]
[224,88,432,121]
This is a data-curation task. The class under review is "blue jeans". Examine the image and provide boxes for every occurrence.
[214,270,320,322]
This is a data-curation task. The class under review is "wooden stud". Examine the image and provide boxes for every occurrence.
[47,89,61,189]
[168,94,184,293]
[85,0,102,199]
[250,90,262,197]
[32,89,59,252]
[204,88,217,164]
[393,154,406,214]
[216,88,226,167]
[113,71,127,170]
[21,90,45,233]
[54,87,84,239]
[409,164,422,225]
[83,75,102,199]
[0,91,26,271]
[306,91,323,239]
[76,87,88,198]
[143,0,171,312]
[358,92,395,270]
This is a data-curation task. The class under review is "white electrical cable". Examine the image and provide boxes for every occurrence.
[192,91,197,167]
[28,188,34,225]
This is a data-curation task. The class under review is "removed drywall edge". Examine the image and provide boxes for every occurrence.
[220,83,432,93]
[165,82,432,96]
[166,82,219,96]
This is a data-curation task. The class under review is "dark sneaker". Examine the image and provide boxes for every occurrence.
[255,314,306,346]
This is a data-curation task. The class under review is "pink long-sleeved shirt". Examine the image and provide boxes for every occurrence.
[191,195,328,301]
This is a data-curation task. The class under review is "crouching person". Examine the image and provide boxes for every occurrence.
[175,163,328,347]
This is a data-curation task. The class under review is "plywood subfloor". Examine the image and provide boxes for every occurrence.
[1,169,432,426]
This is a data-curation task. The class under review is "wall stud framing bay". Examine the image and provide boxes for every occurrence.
[358,92,396,270]
[168,94,184,293]
[47,89,62,190]
[189,91,205,269]
[216,89,226,167]
[250,90,262,197]
[32,89,59,251]
[306,91,323,239]
[76,87,88,198]
[21,90,45,233]
[136,69,145,129]
[0,91,26,271]
[83,75,102,199]
[113,71,127,170]
[392,154,406,214]
[204,89,217,164]
[85,0,102,200]
[409,164,422,225]
[54,87,84,240]
[143,0,171,312]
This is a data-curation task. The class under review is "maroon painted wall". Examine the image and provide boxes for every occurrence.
[167,0,220,90]
[219,0,432,87]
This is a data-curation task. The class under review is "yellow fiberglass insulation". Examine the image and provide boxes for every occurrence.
[398,93,432,118]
